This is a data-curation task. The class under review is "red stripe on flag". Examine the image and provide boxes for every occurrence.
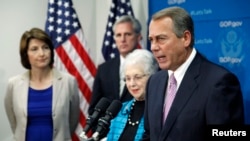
[55,46,92,104]
[79,110,92,137]
[72,133,80,141]
[79,111,86,126]
[70,35,96,77]
[137,43,142,49]
[45,0,96,140]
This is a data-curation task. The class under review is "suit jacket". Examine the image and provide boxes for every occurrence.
[88,57,133,115]
[4,68,80,141]
[143,52,244,141]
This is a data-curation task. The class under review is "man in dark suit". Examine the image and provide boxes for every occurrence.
[144,6,245,141]
[88,15,142,116]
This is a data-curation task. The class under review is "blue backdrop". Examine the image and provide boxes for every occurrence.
[148,0,250,124]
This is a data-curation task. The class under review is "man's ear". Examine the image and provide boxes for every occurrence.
[183,30,191,47]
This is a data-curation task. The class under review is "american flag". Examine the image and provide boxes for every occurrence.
[45,0,96,140]
[102,0,142,61]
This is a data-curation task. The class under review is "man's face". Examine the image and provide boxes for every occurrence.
[148,17,190,71]
[114,22,141,57]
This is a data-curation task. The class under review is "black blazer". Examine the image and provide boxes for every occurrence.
[88,57,133,115]
[143,52,244,141]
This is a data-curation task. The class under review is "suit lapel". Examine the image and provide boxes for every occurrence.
[160,53,202,139]
[52,69,63,113]
[112,57,121,99]
[20,72,30,117]
[153,71,169,131]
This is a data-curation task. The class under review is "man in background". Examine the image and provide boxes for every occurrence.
[88,15,142,117]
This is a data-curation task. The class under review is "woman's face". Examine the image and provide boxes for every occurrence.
[124,64,149,101]
[27,39,51,69]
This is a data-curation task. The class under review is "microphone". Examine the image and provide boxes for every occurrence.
[79,97,111,140]
[91,100,122,141]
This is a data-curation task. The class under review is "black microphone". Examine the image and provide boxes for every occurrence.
[91,100,122,141]
[79,97,111,140]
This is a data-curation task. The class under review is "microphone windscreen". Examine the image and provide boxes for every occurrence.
[94,97,111,112]
[106,100,122,118]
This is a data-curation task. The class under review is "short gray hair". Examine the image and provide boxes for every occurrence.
[123,49,158,76]
[151,6,194,48]
[113,15,142,34]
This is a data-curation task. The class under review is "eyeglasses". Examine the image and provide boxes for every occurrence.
[123,74,147,82]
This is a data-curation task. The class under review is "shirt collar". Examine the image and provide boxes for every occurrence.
[168,48,197,89]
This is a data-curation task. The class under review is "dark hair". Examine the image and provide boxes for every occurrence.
[19,27,54,69]
[152,6,194,48]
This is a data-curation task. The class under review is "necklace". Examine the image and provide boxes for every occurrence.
[127,100,140,126]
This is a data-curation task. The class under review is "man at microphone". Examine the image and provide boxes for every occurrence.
[105,49,158,141]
